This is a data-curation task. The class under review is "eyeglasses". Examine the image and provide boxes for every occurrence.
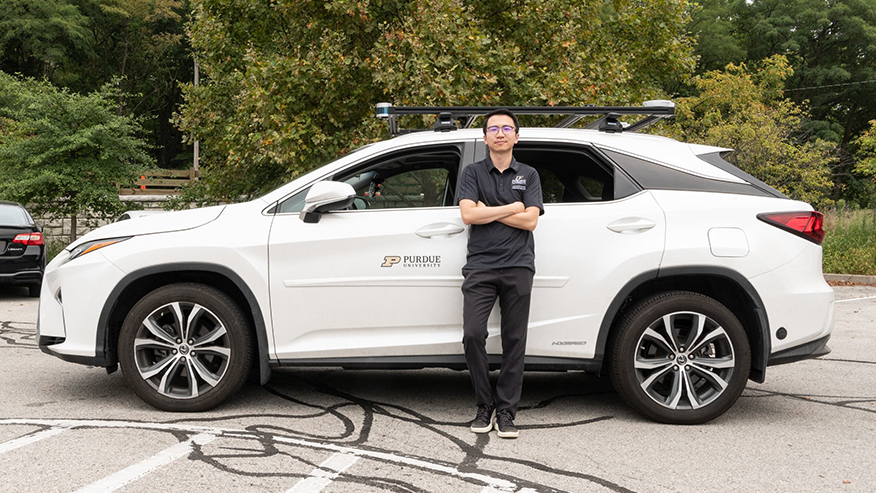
[486,125,516,135]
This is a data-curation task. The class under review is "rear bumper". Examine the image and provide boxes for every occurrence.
[0,270,43,284]
[767,334,831,366]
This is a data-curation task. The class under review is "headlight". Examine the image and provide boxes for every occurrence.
[64,237,131,264]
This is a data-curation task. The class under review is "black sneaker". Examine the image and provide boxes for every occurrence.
[495,410,518,439]
[470,405,495,433]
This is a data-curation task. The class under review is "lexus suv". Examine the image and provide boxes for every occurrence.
[37,103,834,424]
[0,201,46,297]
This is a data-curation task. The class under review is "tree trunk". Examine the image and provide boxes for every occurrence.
[70,214,77,243]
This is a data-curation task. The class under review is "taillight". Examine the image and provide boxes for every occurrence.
[12,233,44,246]
[757,211,825,245]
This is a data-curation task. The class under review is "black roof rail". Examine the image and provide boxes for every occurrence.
[374,101,675,136]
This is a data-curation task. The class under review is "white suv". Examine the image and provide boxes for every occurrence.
[38,104,834,424]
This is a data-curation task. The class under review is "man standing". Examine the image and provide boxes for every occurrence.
[457,109,544,439]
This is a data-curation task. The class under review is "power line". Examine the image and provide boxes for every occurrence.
[773,78,876,94]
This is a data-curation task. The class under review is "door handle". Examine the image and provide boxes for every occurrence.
[607,217,657,234]
[416,223,466,239]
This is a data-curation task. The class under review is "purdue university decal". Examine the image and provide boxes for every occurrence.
[381,255,441,268]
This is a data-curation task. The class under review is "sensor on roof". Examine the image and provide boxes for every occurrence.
[375,102,392,119]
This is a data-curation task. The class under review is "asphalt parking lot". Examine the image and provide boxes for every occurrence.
[1,284,874,492]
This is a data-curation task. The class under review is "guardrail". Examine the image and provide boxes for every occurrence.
[119,168,199,195]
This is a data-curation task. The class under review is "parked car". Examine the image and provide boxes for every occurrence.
[0,201,46,297]
[37,103,834,424]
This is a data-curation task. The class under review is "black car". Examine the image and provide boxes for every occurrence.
[0,201,46,297]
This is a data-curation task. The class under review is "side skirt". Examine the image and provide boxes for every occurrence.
[274,355,602,372]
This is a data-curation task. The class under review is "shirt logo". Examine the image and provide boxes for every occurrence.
[512,175,526,191]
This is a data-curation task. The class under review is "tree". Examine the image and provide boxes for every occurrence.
[0,0,93,81]
[0,73,153,241]
[0,0,194,169]
[659,56,835,206]
[689,0,876,145]
[174,0,697,202]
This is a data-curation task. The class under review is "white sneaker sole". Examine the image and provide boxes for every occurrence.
[470,411,495,433]
[495,421,519,439]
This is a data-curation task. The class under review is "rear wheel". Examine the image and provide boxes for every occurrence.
[28,284,40,297]
[610,291,751,424]
[118,283,252,412]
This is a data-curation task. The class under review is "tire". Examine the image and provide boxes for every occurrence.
[609,291,751,424]
[118,283,252,412]
[28,284,41,297]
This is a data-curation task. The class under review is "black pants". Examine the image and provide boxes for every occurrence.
[461,267,534,419]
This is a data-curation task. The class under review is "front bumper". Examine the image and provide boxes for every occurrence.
[767,334,831,366]
[39,336,108,366]
[37,249,127,367]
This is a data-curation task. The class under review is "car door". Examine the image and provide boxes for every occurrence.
[482,141,666,360]
[268,142,474,361]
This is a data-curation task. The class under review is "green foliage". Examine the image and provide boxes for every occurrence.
[853,121,876,176]
[659,56,835,206]
[822,208,876,275]
[0,0,193,168]
[176,0,697,202]
[690,0,876,145]
[0,72,153,236]
[0,0,93,80]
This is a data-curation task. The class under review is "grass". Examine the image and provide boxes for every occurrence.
[822,208,876,275]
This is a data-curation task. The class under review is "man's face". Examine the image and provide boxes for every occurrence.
[483,115,518,153]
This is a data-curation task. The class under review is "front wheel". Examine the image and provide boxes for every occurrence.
[118,283,252,412]
[610,291,751,424]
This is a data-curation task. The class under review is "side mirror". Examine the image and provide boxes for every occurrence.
[299,181,356,223]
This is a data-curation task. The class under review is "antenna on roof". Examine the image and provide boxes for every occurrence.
[375,101,675,137]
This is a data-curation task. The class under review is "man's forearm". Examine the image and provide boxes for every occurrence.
[460,201,522,225]
[496,208,540,231]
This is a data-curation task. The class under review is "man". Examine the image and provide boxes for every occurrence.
[457,109,544,439]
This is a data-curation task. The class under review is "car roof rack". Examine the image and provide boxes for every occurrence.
[374,101,675,136]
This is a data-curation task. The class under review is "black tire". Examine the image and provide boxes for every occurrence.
[609,291,751,424]
[118,283,252,412]
[28,284,41,297]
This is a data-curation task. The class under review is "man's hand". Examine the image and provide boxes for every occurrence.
[460,199,524,225]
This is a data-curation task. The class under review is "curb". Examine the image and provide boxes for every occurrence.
[824,273,876,285]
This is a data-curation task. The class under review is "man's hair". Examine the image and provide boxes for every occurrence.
[482,109,520,135]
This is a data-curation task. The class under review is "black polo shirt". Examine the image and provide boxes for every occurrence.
[457,154,544,272]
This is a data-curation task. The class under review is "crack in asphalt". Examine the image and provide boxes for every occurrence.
[745,388,876,415]
[0,321,37,348]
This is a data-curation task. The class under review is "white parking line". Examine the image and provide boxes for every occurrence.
[286,452,359,492]
[481,486,539,493]
[836,295,876,303]
[73,433,217,493]
[0,419,518,490]
[0,426,68,454]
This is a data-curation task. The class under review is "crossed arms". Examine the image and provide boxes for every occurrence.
[459,199,540,231]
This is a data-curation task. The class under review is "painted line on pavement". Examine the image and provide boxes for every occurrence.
[286,452,359,493]
[836,295,876,303]
[0,426,68,455]
[0,419,517,490]
[73,433,217,493]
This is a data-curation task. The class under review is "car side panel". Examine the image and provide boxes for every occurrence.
[650,189,833,353]
[649,190,812,278]
[97,201,276,357]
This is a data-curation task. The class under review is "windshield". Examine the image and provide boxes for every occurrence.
[0,204,30,227]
